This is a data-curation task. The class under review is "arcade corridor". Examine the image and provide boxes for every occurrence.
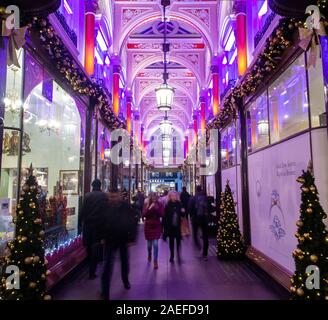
[1,0,328,302]
[52,225,287,300]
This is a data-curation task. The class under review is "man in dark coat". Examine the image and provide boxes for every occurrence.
[189,186,209,261]
[101,189,137,300]
[180,187,191,219]
[81,179,108,279]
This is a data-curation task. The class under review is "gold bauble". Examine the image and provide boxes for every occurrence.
[302,187,310,193]
[24,257,33,265]
[310,254,318,263]
[29,282,37,289]
[306,208,313,214]
[296,288,305,296]
[296,220,304,227]
[21,236,27,242]
[299,237,305,243]
[297,177,305,183]
[41,274,46,280]
[33,256,40,263]
[29,203,36,208]
[290,286,296,292]
[19,271,25,277]
[22,184,30,192]
[39,231,45,237]
[44,295,52,300]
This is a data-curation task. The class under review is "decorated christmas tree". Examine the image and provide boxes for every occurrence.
[0,166,51,300]
[217,181,244,259]
[291,169,328,300]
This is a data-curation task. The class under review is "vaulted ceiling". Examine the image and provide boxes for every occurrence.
[111,0,220,161]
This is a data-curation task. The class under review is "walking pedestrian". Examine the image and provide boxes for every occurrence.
[163,191,184,263]
[189,186,209,261]
[180,187,191,220]
[142,193,164,269]
[81,179,108,279]
[100,188,137,300]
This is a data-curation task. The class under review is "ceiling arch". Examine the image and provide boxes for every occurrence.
[117,11,214,59]
[130,53,202,87]
[140,100,191,126]
[144,121,186,143]
[136,79,196,108]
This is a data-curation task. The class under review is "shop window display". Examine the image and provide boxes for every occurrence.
[269,54,309,143]
[247,92,270,152]
[307,51,326,127]
[0,50,24,257]
[97,123,111,192]
[21,80,83,251]
[221,124,237,170]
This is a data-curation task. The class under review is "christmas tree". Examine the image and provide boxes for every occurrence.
[217,181,244,259]
[291,169,328,300]
[0,166,51,300]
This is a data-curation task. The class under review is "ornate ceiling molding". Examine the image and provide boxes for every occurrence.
[121,7,154,27]
[178,8,210,28]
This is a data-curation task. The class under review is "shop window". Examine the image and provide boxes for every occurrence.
[221,124,237,169]
[0,49,24,257]
[21,80,83,251]
[0,129,21,257]
[3,50,23,128]
[269,54,309,143]
[307,51,326,127]
[97,124,111,192]
[247,92,270,152]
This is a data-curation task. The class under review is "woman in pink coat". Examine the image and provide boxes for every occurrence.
[142,193,164,269]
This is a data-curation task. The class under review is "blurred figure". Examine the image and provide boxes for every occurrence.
[189,186,209,261]
[142,193,164,269]
[135,189,145,222]
[101,188,137,300]
[81,179,108,279]
[180,187,191,220]
[159,189,169,207]
[121,187,128,201]
[163,191,184,263]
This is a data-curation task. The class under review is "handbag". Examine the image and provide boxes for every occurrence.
[181,217,190,237]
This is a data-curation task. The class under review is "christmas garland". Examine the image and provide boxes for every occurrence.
[208,0,328,132]
[29,17,126,131]
[207,17,299,132]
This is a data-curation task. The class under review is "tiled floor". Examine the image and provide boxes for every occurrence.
[52,225,289,300]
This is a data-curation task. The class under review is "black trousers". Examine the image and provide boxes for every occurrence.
[168,227,181,259]
[101,243,129,300]
[87,243,101,277]
[192,216,209,257]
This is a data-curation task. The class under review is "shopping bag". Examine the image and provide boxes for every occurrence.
[181,217,190,237]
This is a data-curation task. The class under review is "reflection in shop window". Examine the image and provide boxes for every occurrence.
[269,54,309,143]
[307,50,326,127]
[21,81,82,252]
[221,124,237,169]
[0,130,21,257]
[247,92,269,152]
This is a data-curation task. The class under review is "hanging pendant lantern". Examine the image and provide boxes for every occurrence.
[160,115,173,135]
[156,84,174,111]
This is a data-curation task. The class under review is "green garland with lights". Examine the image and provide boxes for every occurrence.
[28,17,126,131]
[290,170,328,300]
[0,168,51,300]
[217,182,245,260]
[207,0,328,132]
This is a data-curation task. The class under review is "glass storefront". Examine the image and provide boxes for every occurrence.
[246,52,326,152]
[0,51,85,256]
